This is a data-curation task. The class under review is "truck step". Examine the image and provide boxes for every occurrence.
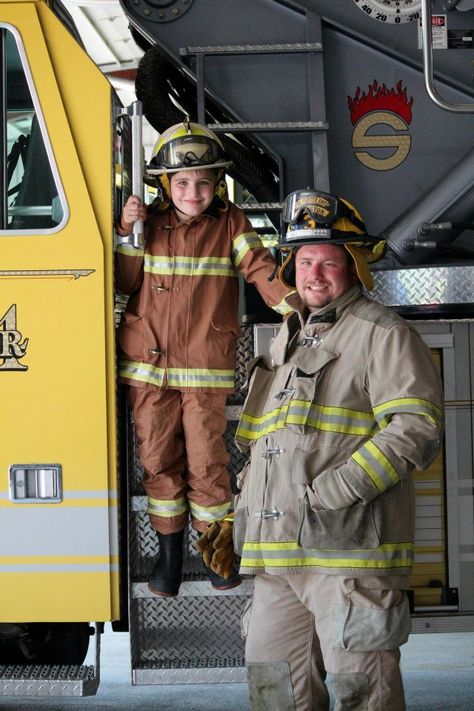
[132,579,253,598]
[0,664,99,697]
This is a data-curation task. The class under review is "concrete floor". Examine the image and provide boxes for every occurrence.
[1,626,473,710]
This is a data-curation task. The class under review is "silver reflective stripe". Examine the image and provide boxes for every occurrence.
[351,440,399,492]
[373,397,443,428]
[0,506,118,557]
[237,400,377,442]
[120,361,235,388]
[120,361,166,385]
[232,231,263,267]
[188,500,230,521]
[147,496,188,517]
[145,254,237,277]
[240,541,413,569]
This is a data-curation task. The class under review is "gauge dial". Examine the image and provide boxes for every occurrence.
[353,0,422,23]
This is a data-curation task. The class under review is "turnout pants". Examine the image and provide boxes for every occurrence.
[128,386,232,534]
[244,573,410,711]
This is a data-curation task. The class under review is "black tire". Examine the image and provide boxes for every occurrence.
[0,622,91,665]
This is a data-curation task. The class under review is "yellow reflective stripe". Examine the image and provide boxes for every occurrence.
[240,540,413,570]
[305,403,377,435]
[232,231,263,267]
[115,243,144,257]
[272,294,294,316]
[236,400,377,442]
[260,236,278,249]
[373,397,443,428]
[188,500,231,522]
[120,361,235,388]
[147,496,188,517]
[144,254,237,277]
[237,402,290,439]
[351,440,400,492]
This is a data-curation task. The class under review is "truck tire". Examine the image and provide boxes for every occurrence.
[0,622,92,665]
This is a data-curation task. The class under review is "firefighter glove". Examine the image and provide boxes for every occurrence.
[195,515,236,579]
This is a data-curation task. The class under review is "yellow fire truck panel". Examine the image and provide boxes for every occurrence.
[0,1,119,622]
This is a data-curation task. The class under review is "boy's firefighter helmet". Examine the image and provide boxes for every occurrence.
[277,189,385,291]
[148,119,233,175]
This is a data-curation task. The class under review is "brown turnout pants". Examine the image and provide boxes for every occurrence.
[128,386,232,534]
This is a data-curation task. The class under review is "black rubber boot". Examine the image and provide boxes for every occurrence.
[204,564,242,591]
[148,530,184,597]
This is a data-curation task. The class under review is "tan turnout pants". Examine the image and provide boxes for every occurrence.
[128,386,231,534]
[244,573,410,711]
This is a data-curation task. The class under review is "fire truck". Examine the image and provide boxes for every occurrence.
[0,0,473,697]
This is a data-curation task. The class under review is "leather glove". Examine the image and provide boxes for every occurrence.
[195,515,236,579]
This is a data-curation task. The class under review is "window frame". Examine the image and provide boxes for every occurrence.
[0,22,68,236]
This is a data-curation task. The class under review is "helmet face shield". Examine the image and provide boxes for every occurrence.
[279,189,379,250]
[152,135,221,171]
[282,189,367,245]
[148,121,233,175]
[282,190,340,226]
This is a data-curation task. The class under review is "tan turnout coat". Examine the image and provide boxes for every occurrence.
[234,286,444,580]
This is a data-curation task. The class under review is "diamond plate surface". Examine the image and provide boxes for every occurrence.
[133,666,247,684]
[0,665,98,697]
[373,266,474,306]
[132,579,254,598]
[227,325,253,404]
[130,596,248,667]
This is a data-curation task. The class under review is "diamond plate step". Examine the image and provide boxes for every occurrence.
[132,579,254,598]
[0,664,99,697]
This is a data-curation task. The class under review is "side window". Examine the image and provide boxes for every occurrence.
[1,25,66,233]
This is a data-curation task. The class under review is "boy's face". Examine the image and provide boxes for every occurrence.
[169,169,217,221]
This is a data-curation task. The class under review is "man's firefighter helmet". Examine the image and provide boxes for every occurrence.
[277,189,385,291]
[148,119,233,175]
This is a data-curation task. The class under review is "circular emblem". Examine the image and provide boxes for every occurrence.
[352,0,422,23]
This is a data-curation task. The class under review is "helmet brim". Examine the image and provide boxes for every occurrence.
[277,230,381,251]
[147,160,233,176]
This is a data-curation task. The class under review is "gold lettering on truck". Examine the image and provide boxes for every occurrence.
[0,304,29,371]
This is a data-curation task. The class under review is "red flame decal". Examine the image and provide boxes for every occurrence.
[348,80,413,126]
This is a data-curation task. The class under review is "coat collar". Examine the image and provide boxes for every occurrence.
[271,285,362,365]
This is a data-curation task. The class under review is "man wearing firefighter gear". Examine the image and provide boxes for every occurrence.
[115,119,298,597]
[233,189,444,710]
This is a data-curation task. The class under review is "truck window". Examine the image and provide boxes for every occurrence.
[1,25,66,233]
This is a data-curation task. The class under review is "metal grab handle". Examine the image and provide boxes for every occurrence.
[421,0,474,113]
[130,101,144,248]
[117,101,144,249]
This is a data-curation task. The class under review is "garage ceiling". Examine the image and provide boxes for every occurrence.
[60,0,157,154]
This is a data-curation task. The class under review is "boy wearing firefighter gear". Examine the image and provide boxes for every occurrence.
[115,120,297,597]
[233,189,444,711]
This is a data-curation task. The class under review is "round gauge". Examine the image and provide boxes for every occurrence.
[352,0,422,23]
